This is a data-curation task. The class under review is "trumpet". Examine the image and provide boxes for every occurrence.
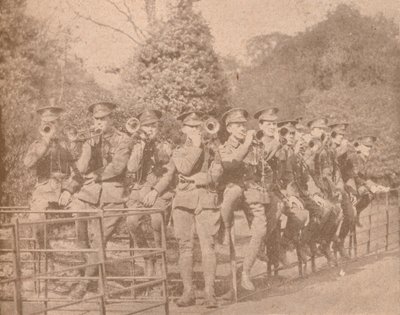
[125,117,141,135]
[251,129,264,145]
[63,125,102,142]
[203,117,220,135]
[39,123,55,136]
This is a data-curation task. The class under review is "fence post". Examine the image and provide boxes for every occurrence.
[11,220,23,315]
[367,214,372,254]
[385,193,390,251]
[160,212,170,315]
[97,215,107,315]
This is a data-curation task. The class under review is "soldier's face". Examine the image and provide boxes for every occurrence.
[93,115,112,133]
[182,125,201,137]
[227,122,247,140]
[332,134,344,146]
[284,129,296,146]
[311,127,323,138]
[259,121,277,137]
[359,144,372,157]
[142,122,159,140]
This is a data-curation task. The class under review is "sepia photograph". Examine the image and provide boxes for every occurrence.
[0,0,399,314]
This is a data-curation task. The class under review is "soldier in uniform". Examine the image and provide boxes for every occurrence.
[303,118,343,263]
[329,123,357,258]
[24,103,83,293]
[126,109,173,278]
[24,103,82,248]
[68,102,132,298]
[154,111,223,308]
[274,120,311,263]
[219,108,277,291]
[340,136,389,226]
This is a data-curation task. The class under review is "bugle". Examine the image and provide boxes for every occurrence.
[125,117,141,135]
[39,123,55,136]
[203,117,220,135]
[63,125,102,142]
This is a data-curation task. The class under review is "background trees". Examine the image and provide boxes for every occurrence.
[232,4,400,180]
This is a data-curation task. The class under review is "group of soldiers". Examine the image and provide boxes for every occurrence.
[24,101,390,308]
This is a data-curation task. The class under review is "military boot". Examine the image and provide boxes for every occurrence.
[176,256,196,307]
[333,239,350,259]
[320,241,335,266]
[240,271,255,291]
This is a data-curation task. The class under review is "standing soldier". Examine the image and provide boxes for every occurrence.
[219,108,275,291]
[154,111,223,308]
[341,136,389,226]
[68,102,132,299]
[126,109,173,278]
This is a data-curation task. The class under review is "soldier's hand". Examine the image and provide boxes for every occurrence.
[313,195,325,207]
[190,133,202,148]
[143,189,159,207]
[58,191,72,207]
[245,130,256,144]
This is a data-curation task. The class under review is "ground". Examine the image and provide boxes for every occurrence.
[205,250,399,315]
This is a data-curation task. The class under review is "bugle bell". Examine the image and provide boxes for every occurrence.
[40,123,55,136]
[203,117,220,135]
[125,117,141,135]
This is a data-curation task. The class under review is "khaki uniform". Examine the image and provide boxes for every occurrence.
[126,139,173,248]
[24,138,82,247]
[69,127,132,276]
[341,152,374,214]
[275,144,311,247]
[219,136,279,275]
[156,138,223,297]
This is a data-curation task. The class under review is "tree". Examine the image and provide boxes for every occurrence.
[0,0,112,205]
[119,4,229,143]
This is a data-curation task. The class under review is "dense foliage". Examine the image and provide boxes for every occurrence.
[118,4,229,143]
[233,4,400,179]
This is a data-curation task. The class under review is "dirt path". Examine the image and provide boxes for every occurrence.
[206,250,399,315]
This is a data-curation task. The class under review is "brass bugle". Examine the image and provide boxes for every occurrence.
[63,126,102,142]
[125,117,141,135]
[203,117,220,135]
[40,123,55,136]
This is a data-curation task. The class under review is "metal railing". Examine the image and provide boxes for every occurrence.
[0,208,169,315]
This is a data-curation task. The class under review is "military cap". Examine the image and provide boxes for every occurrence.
[253,107,279,122]
[356,135,377,147]
[36,105,64,122]
[177,111,204,126]
[221,107,249,125]
[277,119,297,131]
[307,118,329,129]
[137,109,162,125]
[88,102,117,118]
[329,122,349,135]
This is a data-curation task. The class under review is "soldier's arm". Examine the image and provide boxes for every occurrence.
[219,144,249,171]
[153,158,176,195]
[62,145,86,194]
[127,141,144,173]
[98,135,132,181]
[348,153,367,187]
[75,141,91,174]
[172,145,203,176]
[23,139,49,168]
